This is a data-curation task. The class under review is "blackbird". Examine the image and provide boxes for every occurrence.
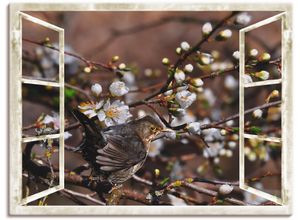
[72,109,171,186]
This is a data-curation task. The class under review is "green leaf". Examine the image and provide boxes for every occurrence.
[249,126,262,135]
[232,127,239,133]
[159,177,170,186]
[65,88,76,99]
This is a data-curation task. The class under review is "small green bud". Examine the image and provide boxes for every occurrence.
[176,47,182,55]
[111,55,120,62]
[162,57,170,65]
[215,29,232,41]
[154,169,160,177]
[259,52,271,62]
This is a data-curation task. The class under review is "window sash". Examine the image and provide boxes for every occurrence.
[239,12,288,205]
[18,12,65,205]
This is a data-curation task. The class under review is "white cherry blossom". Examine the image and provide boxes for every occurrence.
[175,90,197,109]
[97,100,132,126]
[109,81,129,97]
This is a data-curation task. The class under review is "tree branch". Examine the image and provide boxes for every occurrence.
[22,38,114,72]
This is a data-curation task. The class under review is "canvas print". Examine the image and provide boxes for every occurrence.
[9,3,292,215]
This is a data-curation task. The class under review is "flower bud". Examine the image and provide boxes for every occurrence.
[225,149,233,157]
[232,51,240,60]
[243,74,253,84]
[259,52,271,62]
[190,78,204,87]
[253,109,263,118]
[91,83,102,96]
[220,129,227,136]
[186,122,201,135]
[255,70,269,80]
[111,55,120,62]
[232,134,239,141]
[162,57,170,65]
[198,53,214,65]
[216,29,232,41]
[248,152,257,161]
[194,87,204,93]
[174,70,186,84]
[84,66,92,73]
[118,63,126,69]
[235,12,251,25]
[219,148,226,156]
[249,49,258,57]
[271,90,280,98]
[228,141,237,149]
[214,157,220,164]
[176,47,182,55]
[180,41,190,51]
[154,169,160,177]
[266,90,280,103]
[224,75,238,90]
[184,64,194,73]
[244,147,251,155]
[219,184,233,195]
[202,22,213,36]
[144,68,153,77]
[211,50,220,59]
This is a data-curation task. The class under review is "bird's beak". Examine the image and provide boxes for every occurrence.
[154,128,174,140]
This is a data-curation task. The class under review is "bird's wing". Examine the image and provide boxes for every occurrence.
[96,134,147,172]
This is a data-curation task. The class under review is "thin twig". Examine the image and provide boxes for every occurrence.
[171,100,281,131]
[22,38,114,72]
[128,12,238,108]
[62,188,106,205]
[65,82,93,101]
[160,12,239,94]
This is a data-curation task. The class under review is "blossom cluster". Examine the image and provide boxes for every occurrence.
[79,79,132,127]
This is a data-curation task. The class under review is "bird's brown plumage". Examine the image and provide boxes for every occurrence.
[72,110,165,185]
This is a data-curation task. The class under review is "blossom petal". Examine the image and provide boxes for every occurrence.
[43,115,54,124]
[97,110,106,121]
[104,117,114,127]
[103,100,111,111]
[83,110,97,118]
[95,100,104,110]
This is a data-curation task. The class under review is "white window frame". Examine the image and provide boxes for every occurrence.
[239,12,290,205]
[9,3,292,216]
[12,12,65,206]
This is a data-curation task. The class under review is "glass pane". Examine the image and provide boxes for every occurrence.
[22,84,60,137]
[244,138,281,198]
[244,19,281,82]
[22,138,60,202]
[22,17,60,82]
[244,84,281,138]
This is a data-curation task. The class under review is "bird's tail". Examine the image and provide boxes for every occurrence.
[71,109,107,151]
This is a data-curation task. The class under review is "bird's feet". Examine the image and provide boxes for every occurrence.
[109,184,123,194]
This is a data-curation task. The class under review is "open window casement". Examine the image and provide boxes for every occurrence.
[239,12,291,205]
[12,12,65,206]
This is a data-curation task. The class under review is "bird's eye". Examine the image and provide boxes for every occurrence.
[150,126,157,132]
